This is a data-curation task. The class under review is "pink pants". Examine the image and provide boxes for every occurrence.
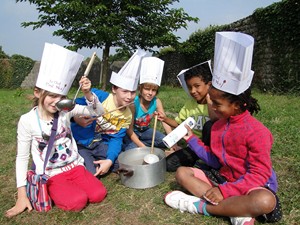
[47,165,107,211]
[191,168,213,186]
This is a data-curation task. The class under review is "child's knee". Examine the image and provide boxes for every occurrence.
[89,186,107,203]
[259,192,276,213]
[55,194,88,211]
[249,189,276,214]
[175,167,192,182]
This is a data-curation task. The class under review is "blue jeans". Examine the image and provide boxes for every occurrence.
[123,128,167,151]
[78,141,119,174]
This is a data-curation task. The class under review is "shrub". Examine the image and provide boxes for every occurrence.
[0,54,35,89]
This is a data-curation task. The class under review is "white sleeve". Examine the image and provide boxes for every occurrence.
[69,93,105,118]
[16,115,32,188]
[84,92,105,115]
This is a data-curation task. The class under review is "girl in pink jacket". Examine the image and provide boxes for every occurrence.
[164,87,282,225]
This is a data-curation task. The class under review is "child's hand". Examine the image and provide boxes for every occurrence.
[73,115,93,127]
[93,159,113,176]
[206,93,213,105]
[183,124,194,140]
[202,187,223,205]
[80,76,94,102]
[5,194,32,218]
[155,111,166,122]
[206,93,218,122]
[79,76,92,94]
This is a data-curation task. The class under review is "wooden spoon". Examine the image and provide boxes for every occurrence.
[143,114,160,164]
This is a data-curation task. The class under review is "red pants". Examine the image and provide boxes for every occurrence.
[47,165,107,211]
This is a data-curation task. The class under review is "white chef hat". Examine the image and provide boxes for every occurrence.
[177,60,212,96]
[36,43,84,96]
[212,32,255,95]
[110,49,147,91]
[139,57,164,86]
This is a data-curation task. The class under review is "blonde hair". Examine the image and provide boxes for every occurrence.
[139,83,159,95]
[31,87,65,107]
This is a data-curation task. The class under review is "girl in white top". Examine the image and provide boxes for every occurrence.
[6,76,107,217]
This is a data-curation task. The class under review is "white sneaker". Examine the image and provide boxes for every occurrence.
[230,217,255,225]
[164,190,200,214]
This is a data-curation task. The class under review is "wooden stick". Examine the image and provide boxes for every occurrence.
[150,114,158,154]
[72,52,97,103]
[84,52,97,76]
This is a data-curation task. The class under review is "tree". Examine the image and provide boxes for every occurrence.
[17,0,198,90]
[0,46,9,59]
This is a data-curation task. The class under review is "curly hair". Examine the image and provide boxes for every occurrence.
[219,87,261,115]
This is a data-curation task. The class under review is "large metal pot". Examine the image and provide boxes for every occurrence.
[117,147,166,189]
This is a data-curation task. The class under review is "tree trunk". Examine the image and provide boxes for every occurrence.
[101,44,110,90]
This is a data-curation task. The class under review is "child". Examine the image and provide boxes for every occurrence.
[123,57,172,151]
[6,43,107,217]
[157,61,217,171]
[71,50,146,176]
[164,32,282,225]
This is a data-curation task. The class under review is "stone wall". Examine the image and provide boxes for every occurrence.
[160,52,188,86]
[20,62,40,88]
[227,16,276,91]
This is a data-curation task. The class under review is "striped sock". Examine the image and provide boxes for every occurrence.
[193,200,211,216]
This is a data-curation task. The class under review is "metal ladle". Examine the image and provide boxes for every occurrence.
[56,52,97,111]
[143,114,160,164]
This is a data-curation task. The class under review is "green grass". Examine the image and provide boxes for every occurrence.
[0,87,299,225]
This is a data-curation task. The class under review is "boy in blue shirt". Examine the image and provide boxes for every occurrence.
[72,50,146,176]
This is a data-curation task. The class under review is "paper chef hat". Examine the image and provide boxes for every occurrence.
[177,60,212,96]
[212,32,255,95]
[139,57,164,86]
[36,43,84,95]
[110,49,147,91]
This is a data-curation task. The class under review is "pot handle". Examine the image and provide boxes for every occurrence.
[117,168,134,177]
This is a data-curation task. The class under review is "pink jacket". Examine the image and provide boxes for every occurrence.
[187,110,278,199]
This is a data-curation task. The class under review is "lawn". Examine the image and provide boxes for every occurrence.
[0,87,299,225]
